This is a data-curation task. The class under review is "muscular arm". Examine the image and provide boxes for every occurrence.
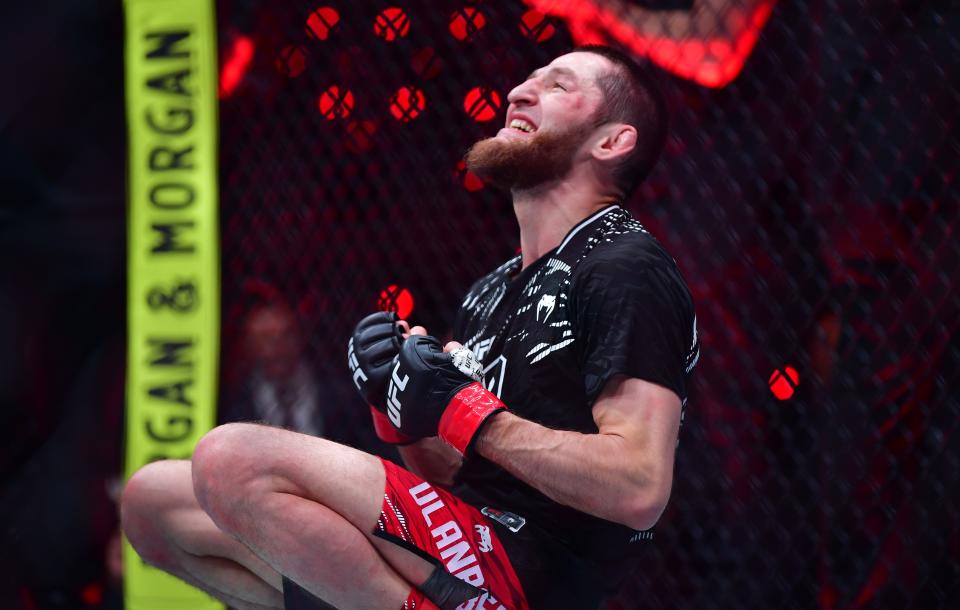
[475,375,681,531]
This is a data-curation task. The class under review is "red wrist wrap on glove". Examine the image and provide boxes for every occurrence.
[370,406,417,445]
[438,382,507,455]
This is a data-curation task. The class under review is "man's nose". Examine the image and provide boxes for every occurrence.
[507,79,537,107]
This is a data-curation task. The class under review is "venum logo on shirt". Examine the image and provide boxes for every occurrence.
[535,294,556,322]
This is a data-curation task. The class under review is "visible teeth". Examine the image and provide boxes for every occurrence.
[509,118,535,133]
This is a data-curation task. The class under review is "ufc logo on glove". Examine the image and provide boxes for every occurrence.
[386,337,505,455]
[387,362,409,428]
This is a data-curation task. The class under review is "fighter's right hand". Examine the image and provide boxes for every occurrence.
[348,311,403,409]
[347,311,417,444]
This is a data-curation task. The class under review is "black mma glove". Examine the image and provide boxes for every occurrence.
[386,335,506,455]
[347,311,415,444]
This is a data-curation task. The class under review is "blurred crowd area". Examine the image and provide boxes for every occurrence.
[1,0,957,609]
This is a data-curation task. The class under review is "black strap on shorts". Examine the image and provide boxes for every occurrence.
[373,529,484,609]
[420,565,485,610]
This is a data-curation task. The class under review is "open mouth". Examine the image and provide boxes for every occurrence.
[508,118,536,133]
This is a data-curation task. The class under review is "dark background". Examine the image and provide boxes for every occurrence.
[1,0,957,608]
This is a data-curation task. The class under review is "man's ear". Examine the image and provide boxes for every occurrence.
[592,124,637,162]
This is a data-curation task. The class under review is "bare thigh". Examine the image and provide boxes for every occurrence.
[192,424,437,589]
[192,424,386,532]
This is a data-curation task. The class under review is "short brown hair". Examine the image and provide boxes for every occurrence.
[575,44,669,197]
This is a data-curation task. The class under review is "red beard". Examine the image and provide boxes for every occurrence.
[464,122,593,191]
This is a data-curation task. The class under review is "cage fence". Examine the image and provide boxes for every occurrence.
[215,1,959,608]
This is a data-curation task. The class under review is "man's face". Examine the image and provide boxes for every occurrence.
[245,305,301,381]
[465,51,610,190]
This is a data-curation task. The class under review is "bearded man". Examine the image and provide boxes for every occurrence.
[121,45,699,610]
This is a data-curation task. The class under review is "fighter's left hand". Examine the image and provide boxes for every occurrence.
[386,335,506,455]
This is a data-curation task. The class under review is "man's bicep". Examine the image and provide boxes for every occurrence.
[592,375,682,484]
[575,259,694,404]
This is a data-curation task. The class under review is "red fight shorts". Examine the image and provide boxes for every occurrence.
[375,458,530,610]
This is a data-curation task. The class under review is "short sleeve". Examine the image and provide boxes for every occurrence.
[571,247,695,405]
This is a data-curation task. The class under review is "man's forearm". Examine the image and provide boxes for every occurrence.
[474,412,666,530]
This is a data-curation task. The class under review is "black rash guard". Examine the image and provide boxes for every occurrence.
[451,206,700,608]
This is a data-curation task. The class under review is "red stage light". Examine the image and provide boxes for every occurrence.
[80,583,104,606]
[379,285,415,319]
[306,7,340,40]
[768,366,800,401]
[389,86,426,122]
[454,159,484,193]
[374,8,411,41]
[455,159,485,192]
[345,120,377,154]
[522,0,775,88]
[449,7,486,41]
[519,10,556,42]
[220,35,254,98]
[317,86,354,120]
[463,87,501,122]
[276,44,307,78]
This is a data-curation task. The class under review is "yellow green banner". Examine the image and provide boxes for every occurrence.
[123,0,221,608]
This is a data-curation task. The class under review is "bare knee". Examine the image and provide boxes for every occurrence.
[192,423,274,533]
[121,459,194,568]
[192,423,382,542]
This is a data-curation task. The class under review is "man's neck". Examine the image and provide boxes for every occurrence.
[512,180,617,270]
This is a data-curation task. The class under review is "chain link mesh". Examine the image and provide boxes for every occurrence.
[216,1,960,608]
